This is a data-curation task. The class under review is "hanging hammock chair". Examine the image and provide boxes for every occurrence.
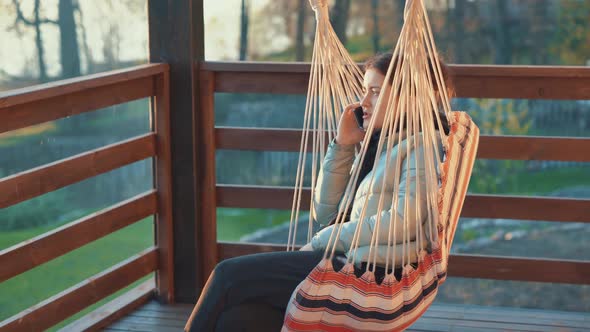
[284,0,479,330]
[287,0,365,250]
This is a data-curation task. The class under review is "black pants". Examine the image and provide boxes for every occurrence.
[185,251,324,332]
[184,250,393,332]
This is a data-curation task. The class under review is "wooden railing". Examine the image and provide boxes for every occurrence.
[197,61,590,286]
[0,64,173,331]
[2,61,588,329]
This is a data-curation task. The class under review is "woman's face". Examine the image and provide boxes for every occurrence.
[360,68,391,130]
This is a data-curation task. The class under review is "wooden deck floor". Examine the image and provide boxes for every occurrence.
[103,299,590,332]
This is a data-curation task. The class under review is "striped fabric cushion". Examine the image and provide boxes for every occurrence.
[438,112,480,262]
[282,112,479,331]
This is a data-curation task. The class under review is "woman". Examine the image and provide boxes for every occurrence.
[185,52,452,332]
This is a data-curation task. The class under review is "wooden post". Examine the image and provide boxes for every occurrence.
[153,68,175,303]
[148,0,205,303]
[196,70,218,282]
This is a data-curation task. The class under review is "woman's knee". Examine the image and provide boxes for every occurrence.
[197,260,236,301]
[209,256,249,286]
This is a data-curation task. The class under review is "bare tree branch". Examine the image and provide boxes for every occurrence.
[11,0,58,27]
[75,5,94,73]
[10,0,52,81]
[12,0,34,25]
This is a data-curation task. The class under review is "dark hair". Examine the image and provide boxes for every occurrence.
[364,52,452,134]
[365,52,455,96]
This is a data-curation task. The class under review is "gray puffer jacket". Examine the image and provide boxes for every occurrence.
[310,132,442,266]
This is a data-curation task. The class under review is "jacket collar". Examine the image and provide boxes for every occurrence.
[363,128,409,150]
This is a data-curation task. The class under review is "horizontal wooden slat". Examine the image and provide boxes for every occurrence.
[0,191,157,283]
[461,194,590,222]
[134,301,194,315]
[216,71,310,95]
[0,247,158,331]
[453,75,590,100]
[105,321,181,332]
[0,76,156,134]
[451,64,590,79]
[216,185,590,223]
[217,242,590,284]
[202,61,590,78]
[217,184,304,210]
[215,127,590,162]
[0,133,156,209]
[201,61,315,73]
[202,62,590,99]
[475,135,590,161]
[216,127,308,152]
[448,254,590,285]
[60,278,155,332]
[0,63,166,109]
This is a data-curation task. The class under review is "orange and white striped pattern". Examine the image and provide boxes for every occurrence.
[283,112,479,331]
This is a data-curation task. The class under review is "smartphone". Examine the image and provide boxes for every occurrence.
[353,106,364,129]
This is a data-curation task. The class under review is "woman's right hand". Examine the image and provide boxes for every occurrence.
[335,103,366,146]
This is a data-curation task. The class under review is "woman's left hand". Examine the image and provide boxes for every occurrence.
[299,243,314,251]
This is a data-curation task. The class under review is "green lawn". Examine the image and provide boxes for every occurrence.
[0,208,291,328]
[0,218,153,324]
[508,167,590,195]
[469,165,590,195]
[216,208,293,241]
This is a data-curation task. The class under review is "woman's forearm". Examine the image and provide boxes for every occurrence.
[312,139,356,225]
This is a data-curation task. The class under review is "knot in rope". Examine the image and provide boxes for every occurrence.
[309,0,327,10]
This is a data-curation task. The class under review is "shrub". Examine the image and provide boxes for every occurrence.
[0,192,70,231]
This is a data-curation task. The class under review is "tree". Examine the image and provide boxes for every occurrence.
[59,0,80,78]
[10,0,81,80]
[453,0,466,63]
[439,0,458,59]
[249,0,315,61]
[76,5,94,73]
[11,0,56,82]
[331,0,351,46]
[528,0,550,65]
[395,0,405,29]
[551,0,590,65]
[295,0,306,61]
[493,0,512,64]
[239,0,249,61]
[371,0,380,53]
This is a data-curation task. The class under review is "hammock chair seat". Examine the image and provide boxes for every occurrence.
[283,111,479,332]
[283,0,480,330]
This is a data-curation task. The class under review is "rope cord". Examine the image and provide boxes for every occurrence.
[289,0,459,275]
